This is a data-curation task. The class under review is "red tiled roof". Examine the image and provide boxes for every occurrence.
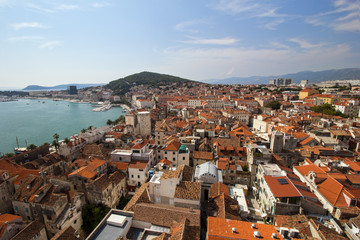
[129,160,148,169]
[208,217,284,240]
[264,176,301,198]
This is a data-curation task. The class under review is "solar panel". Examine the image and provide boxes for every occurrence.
[277,178,288,185]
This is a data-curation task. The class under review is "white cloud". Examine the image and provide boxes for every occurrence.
[174,19,207,33]
[263,19,284,30]
[8,36,43,42]
[159,43,352,80]
[57,4,79,10]
[39,41,61,49]
[181,36,239,45]
[270,41,290,49]
[211,0,261,15]
[92,2,110,8]
[10,22,46,30]
[334,19,360,32]
[210,0,288,29]
[27,3,56,14]
[306,0,360,32]
[288,38,326,49]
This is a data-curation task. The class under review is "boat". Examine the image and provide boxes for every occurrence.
[14,137,27,154]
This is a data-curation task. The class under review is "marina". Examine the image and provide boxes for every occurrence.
[0,98,125,155]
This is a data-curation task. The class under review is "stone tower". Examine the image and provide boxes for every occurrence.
[137,111,151,137]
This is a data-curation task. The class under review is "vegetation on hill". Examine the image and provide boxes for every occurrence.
[106,71,195,95]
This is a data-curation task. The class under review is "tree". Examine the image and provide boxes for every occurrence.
[64,137,70,144]
[87,125,93,130]
[117,195,130,210]
[106,119,113,126]
[265,100,281,110]
[53,133,60,151]
[311,103,349,118]
[27,144,37,150]
[5,153,14,158]
[81,128,86,133]
[82,204,110,235]
[52,140,59,151]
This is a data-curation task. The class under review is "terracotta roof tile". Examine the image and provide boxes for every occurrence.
[133,203,200,228]
[208,217,283,240]
[174,181,201,200]
[264,176,301,198]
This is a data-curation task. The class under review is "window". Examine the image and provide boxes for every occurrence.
[15,206,18,211]
[155,196,160,203]
[119,157,122,160]
[131,175,134,178]
[173,152,175,155]
[25,208,29,213]
[173,158,176,161]
[156,187,160,193]
[169,199,174,205]
[165,151,167,154]
[138,175,140,178]
[170,181,173,186]
[183,157,185,160]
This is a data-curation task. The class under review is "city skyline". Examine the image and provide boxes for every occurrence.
[1,0,359,88]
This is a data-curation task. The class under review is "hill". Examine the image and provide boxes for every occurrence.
[106,71,195,95]
[204,68,360,85]
[23,83,104,91]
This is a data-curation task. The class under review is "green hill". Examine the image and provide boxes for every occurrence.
[106,71,195,95]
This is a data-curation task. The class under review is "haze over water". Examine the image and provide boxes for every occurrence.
[0,99,125,155]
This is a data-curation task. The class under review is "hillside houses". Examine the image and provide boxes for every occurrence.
[3,82,360,239]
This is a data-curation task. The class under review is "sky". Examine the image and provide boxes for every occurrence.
[0,0,359,88]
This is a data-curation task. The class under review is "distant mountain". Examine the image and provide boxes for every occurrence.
[204,68,360,85]
[106,71,196,95]
[22,83,105,91]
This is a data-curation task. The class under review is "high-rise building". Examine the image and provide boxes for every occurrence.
[276,78,293,86]
[269,79,276,85]
[68,85,78,95]
[300,79,309,87]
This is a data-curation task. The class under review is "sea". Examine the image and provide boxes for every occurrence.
[0,98,126,155]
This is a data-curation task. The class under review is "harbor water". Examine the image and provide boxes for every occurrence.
[0,99,126,155]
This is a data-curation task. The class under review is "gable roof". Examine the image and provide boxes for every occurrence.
[133,203,200,228]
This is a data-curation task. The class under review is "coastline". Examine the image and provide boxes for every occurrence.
[0,99,126,155]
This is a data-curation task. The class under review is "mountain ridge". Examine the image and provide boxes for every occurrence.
[106,71,196,95]
[22,83,105,91]
[203,68,360,84]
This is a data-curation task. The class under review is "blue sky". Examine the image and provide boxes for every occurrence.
[0,0,359,88]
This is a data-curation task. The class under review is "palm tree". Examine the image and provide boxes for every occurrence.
[107,119,113,126]
[52,140,59,151]
[64,137,70,144]
[87,125,93,130]
[27,144,37,150]
[53,133,60,151]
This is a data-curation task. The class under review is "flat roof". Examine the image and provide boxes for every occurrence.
[87,210,133,240]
